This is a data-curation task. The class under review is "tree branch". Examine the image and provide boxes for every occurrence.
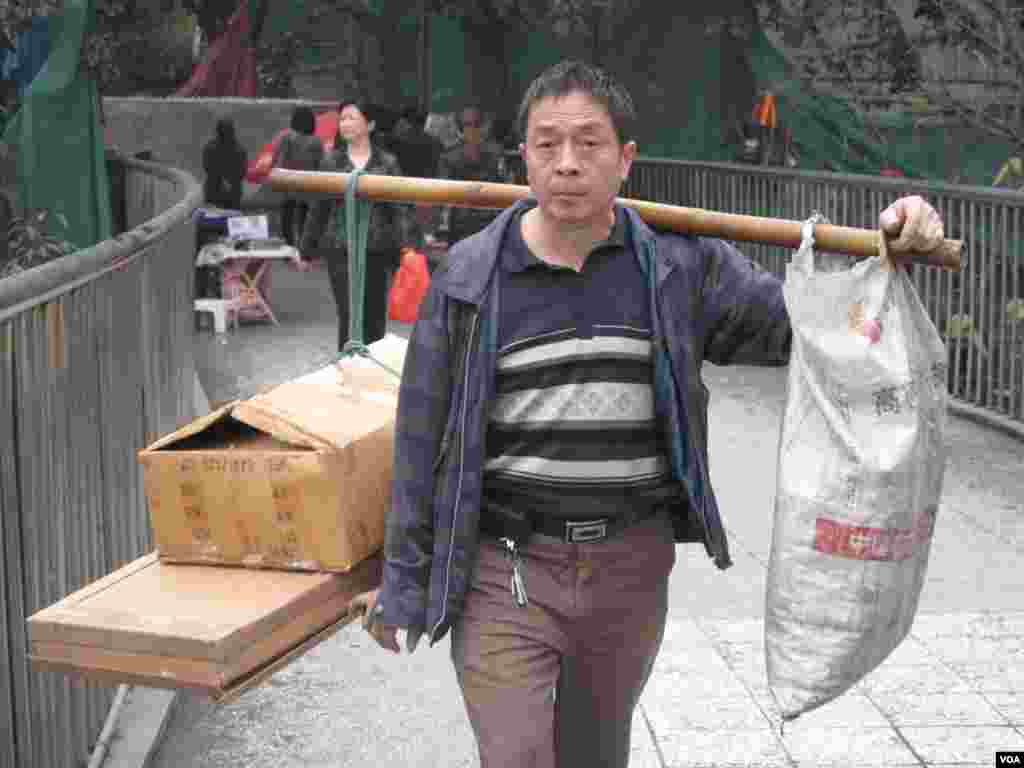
[993,0,1024,79]
[928,75,1022,145]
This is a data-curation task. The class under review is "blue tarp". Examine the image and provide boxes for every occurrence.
[1,17,50,95]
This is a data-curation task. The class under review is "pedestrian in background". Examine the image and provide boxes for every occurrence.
[388,107,443,179]
[272,105,324,250]
[201,117,247,210]
[381,107,444,244]
[300,100,417,351]
[424,111,461,150]
[438,105,505,246]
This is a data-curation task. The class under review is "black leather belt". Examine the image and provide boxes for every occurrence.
[480,503,660,545]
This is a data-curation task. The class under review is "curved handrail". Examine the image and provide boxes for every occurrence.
[0,155,203,321]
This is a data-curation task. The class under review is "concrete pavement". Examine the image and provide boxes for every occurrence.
[124,259,1024,767]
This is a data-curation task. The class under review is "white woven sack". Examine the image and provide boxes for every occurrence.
[765,218,950,721]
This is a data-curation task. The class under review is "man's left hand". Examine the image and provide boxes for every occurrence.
[879,195,944,256]
[348,588,423,654]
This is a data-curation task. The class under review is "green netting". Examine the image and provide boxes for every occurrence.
[633,23,735,162]
[268,3,1014,186]
[425,15,465,113]
[2,0,112,250]
[747,26,1015,184]
[504,26,564,101]
[876,116,1013,186]
[746,26,911,176]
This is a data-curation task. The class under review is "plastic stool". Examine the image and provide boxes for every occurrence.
[193,298,237,333]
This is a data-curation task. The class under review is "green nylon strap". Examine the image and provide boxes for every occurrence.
[343,166,371,349]
[335,166,401,380]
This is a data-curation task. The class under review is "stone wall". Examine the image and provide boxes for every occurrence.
[103,96,338,209]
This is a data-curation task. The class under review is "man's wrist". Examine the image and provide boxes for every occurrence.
[371,593,425,636]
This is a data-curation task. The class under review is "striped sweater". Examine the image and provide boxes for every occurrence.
[482,208,679,522]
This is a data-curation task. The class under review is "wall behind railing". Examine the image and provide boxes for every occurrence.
[103,96,337,214]
[0,155,203,768]
[508,155,1024,435]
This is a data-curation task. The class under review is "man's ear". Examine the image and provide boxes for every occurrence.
[621,141,638,181]
[518,142,526,158]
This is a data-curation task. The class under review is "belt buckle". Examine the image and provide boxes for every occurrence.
[564,519,609,544]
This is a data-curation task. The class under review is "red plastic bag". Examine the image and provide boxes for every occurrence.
[246,141,277,183]
[246,111,339,184]
[388,249,431,323]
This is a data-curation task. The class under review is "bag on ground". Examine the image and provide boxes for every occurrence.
[765,230,949,721]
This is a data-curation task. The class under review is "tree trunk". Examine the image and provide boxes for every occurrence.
[250,0,269,45]
[418,0,431,112]
[462,13,513,118]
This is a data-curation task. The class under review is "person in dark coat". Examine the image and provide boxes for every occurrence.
[438,105,505,245]
[202,117,247,210]
[385,107,443,179]
[300,100,418,351]
[272,105,325,248]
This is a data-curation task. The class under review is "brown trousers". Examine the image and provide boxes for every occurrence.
[451,512,675,768]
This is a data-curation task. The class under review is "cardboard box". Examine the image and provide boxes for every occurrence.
[27,553,381,701]
[138,335,407,572]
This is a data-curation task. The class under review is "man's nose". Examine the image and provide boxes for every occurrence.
[554,142,581,174]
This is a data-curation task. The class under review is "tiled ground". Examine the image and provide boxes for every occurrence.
[639,614,1024,767]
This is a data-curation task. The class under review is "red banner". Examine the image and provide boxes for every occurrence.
[176,2,257,98]
[814,507,936,562]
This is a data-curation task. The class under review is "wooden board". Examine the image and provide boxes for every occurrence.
[27,552,381,697]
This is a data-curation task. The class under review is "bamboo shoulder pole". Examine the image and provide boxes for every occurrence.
[268,169,963,271]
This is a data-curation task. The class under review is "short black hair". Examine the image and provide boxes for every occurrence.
[291,105,316,135]
[401,106,428,128]
[490,116,516,147]
[214,117,237,144]
[334,99,376,148]
[338,99,376,126]
[517,60,636,145]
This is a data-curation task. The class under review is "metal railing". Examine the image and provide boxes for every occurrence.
[507,155,1024,433]
[0,154,202,768]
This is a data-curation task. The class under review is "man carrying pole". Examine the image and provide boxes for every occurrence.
[308,60,947,768]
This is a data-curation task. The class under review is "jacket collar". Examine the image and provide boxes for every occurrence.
[438,199,668,306]
[503,204,628,274]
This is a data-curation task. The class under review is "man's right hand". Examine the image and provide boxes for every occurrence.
[348,588,423,654]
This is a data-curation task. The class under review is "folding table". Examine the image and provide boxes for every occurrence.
[195,238,301,327]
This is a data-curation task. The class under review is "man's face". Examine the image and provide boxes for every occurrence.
[338,105,372,142]
[519,90,635,229]
[461,108,482,147]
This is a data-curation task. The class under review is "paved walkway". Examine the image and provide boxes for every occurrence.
[143,259,1024,767]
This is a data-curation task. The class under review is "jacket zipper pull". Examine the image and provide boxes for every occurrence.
[432,435,450,474]
[501,538,529,608]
